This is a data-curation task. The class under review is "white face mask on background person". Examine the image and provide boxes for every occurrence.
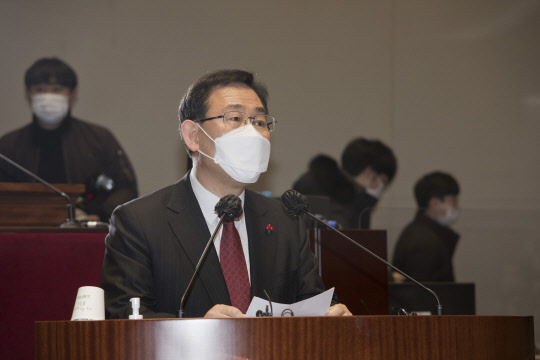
[197,124,271,184]
[365,180,385,199]
[437,205,460,226]
[31,93,69,127]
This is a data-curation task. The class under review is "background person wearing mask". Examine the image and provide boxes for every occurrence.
[391,171,460,282]
[0,57,138,221]
[293,137,397,228]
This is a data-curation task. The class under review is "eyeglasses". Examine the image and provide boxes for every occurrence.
[196,111,277,133]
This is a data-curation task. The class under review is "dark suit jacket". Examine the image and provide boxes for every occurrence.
[101,172,327,318]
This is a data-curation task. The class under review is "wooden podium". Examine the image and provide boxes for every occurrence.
[34,316,535,359]
[0,182,85,226]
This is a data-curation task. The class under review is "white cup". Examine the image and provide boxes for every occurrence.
[71,286,105,321]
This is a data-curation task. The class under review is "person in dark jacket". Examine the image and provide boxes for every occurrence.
[0,57,138,221]
[392,171,460,282]
[293,138,397,228]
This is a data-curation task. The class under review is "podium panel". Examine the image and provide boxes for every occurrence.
[311,229,388,315]
[0,230,106,360]
[35,316,534,360]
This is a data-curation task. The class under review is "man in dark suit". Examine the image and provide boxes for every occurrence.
[101,69,351,318]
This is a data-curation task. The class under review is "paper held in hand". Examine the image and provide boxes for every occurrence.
[245,288,334,317]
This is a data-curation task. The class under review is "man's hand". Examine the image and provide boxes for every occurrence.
[204,304,245,319]
[324,303,352,317]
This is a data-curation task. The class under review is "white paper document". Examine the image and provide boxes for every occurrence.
[245,287,334,317]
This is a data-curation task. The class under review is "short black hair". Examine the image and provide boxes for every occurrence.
[414,171,460,208]
[178,69,269,156]
[24,57,78,90]
[341,138,397,181]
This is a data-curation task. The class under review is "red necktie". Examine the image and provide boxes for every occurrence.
[220,219,251,313]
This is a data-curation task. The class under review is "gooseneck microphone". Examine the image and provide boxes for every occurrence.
[0,153,80,228]
[178,194,243,318]
[281,189,444,316]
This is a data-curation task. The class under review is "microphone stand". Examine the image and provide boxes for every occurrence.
[0,153,80,228]
[305,211,444,315]
[178,215,226,318]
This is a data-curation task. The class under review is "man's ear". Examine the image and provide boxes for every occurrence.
[68,89,78,107]
[425,197,443,219]
[180,120,199,153]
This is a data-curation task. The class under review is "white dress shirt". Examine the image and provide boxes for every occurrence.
[190,170,251,282]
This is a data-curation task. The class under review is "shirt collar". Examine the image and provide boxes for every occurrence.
[190,170,245,227]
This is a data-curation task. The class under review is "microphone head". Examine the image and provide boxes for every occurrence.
[215,194,243,220]
[281,190,309,217]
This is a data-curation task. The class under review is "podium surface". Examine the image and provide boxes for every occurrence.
[35,315,534,360]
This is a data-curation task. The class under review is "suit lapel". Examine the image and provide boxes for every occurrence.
[245,192,278,298]
[166,173,231,307]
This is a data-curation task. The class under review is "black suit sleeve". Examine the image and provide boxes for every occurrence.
[101,205,175,319]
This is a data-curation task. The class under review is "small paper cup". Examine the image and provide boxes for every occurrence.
[71,286,105,321]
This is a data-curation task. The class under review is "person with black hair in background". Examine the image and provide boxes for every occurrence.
[0,57,138,221]
[391,171,460,282]
[293,138,397,228]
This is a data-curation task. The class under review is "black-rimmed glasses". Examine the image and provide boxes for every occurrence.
[196,111,277,132]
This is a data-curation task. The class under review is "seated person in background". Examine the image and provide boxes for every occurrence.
[0,57,138,221]
[101,69,351,319]
[293,138,397,228]
[392,171,460,282]
[341,138,397,227]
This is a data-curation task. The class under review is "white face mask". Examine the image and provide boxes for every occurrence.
[365,181,385,199]
[31,93,69,126]
[197,124,271,184]
[437,206,459,226]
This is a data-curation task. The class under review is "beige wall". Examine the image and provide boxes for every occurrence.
[1,0,538,345]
